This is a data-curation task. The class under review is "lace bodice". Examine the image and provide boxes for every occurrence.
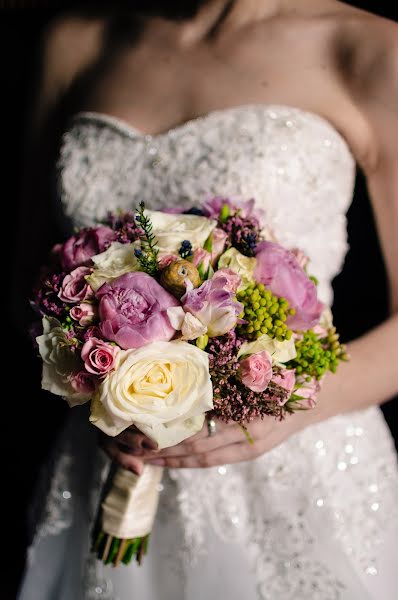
[57,104,355,305]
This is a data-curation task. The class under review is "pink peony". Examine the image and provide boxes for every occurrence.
[212,268,241,294]
[81,337,119,376]
[254,241,323,331]
[182,276,243,337]
[58,267,94,304]
[209,228,228,265]
[239,351,273,393]
[60,226,116,271]
[69,370,99,395]
[271,368,296,405]
[70,302,97,326]
[192,248,211,273]
[97,272,179,350]
[295,378,321,409]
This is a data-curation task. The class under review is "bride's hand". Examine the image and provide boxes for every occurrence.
[99,427,158,476]
[145,411,315,469]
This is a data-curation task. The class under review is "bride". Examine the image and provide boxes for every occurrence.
[18,1,398,598]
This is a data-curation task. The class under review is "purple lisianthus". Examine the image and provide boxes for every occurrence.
[182,276,243,337]
[254,241,323,331]
[97,272,179,350]
[202,196,263,221]
[60,226,116,271]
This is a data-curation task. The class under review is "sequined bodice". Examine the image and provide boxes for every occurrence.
[57,104,355,305]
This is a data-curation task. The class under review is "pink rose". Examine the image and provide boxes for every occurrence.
[81,337,119,376]
[192,248,211,273]
[239,351,273,393]
[209,228,228,265]
[158,254,179,270]
[295,378,321,409]
[58,267,94,304]
[272,368,296,405]
[254,241,323,331]
[61,226,116,271]
[69,370,99,395]
[97,272,179,350]
[70,302,97,326]
[212,268,241,294]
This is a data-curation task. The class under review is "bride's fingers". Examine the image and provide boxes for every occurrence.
[99,438,145,476]
[147,439,266,469]
[116,430,158,454]
[151,424,247,458]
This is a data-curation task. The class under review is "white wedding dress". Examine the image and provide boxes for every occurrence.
[18,104,398,600]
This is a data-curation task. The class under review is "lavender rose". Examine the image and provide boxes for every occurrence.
[97,272,179,350]
[81,337,119,376]
[60,226,116,271]
[254,241,323,331]
[58,267,94,304]
[295,378,321,409]
[182,276,243,337]
[239,350,273,393]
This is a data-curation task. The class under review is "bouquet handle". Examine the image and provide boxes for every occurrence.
[93,464,163,566]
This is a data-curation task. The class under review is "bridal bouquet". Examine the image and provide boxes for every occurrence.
[32,197,347,566]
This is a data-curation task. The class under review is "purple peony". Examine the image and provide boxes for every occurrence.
[97,272,179,350]
[61,226,116,271]
[182,276,243,337]
[254,241,323,331]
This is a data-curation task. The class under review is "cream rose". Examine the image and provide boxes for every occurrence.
[147,210,217,254]
[90,340,213,448]
[86,242,140,291]
[218,248,256,290]
[238,333,297,365]
[37,316,91,406]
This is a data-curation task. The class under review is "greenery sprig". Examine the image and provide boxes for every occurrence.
[134,202,160,276]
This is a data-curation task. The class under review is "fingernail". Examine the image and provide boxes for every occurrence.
[148,459,165,466]
[129,464,143,476]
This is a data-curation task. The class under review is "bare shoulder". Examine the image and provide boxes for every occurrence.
[35,14,106,127]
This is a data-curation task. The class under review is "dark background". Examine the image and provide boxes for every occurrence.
[2,2,397,598]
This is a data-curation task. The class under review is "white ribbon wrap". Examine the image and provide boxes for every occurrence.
[101,465,163,538]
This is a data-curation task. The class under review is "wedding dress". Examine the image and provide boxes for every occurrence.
[18,104,398,600]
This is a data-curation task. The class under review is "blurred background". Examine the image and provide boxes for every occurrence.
[1,2,397,597]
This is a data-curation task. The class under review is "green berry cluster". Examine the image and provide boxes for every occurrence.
[288,328,348,380]
[236,283,294,341]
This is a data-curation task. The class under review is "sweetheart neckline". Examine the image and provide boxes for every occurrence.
[71,102,353,157]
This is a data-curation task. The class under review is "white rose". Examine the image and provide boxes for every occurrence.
[218,248,255,290]
[147,210,217,254]
[90,340,213,448]
[37,316,89,406]
[238,333,297,365]
[86,242,140,291]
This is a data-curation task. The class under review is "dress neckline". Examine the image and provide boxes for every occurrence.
[72,103,353,156]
